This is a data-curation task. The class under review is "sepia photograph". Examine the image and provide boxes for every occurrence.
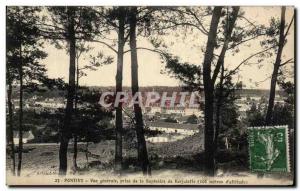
[4,4,295,186]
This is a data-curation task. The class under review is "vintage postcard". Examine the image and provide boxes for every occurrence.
[6,6,295,186]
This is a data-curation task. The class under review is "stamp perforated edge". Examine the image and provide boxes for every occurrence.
[247,125,290,173]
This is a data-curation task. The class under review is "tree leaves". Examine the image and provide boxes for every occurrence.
[163,53,203,92]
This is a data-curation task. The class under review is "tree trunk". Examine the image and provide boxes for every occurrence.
[202,6,222,176]
[115,8,125,173]
[225,137,229,150]
[85,141,89,164]
[17,44,23,177]
[59,9,76,175]
[211,7,240,84]
[7,77,16,175]
[73,56,80,171]
[72,135,78,170]
[129,7,151,176]
[214,55,225,155]
[213,7,239,154]
[265,6,286,125]
[215,104,221,151]
[214,63,224,155]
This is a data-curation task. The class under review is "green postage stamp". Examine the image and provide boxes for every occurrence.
[248,125,290,173]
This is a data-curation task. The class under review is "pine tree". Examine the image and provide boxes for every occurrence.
[265,7,294,125]
[46,6,99,175]
[6,6,48,176]
[128,7,151,175]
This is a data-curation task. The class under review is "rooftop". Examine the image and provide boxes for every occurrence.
[147,122,199,130]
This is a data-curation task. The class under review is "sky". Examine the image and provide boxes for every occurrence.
[41,6,294,89]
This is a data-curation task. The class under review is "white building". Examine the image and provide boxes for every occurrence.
[149,106,162,114]
[148,105,203,117]
[13,131,35,144]
[146,135,186,143]
[147,122,199,136]
[146,122,199,143]
[35,101,65,109]
[164,107,185,115]
[184,108,203,117]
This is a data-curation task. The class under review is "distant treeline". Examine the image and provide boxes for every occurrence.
[10,85,286,99]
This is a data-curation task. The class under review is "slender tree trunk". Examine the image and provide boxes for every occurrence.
[202,7,222,176]
[7,78,16,175]
[85,141,89,164]
[59,9,76,175]
[73,135,78,170]
[225,137,229,149]
[265,7,286,125]
[211,7,239,84]
[115,8,125,173]
[73,57,79,171]
[129,7,151,175]
[215,105,221,150]
[214,63,224,155]
[85,117,89,164]
[17,44,23,177]
[213,8,239,150]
